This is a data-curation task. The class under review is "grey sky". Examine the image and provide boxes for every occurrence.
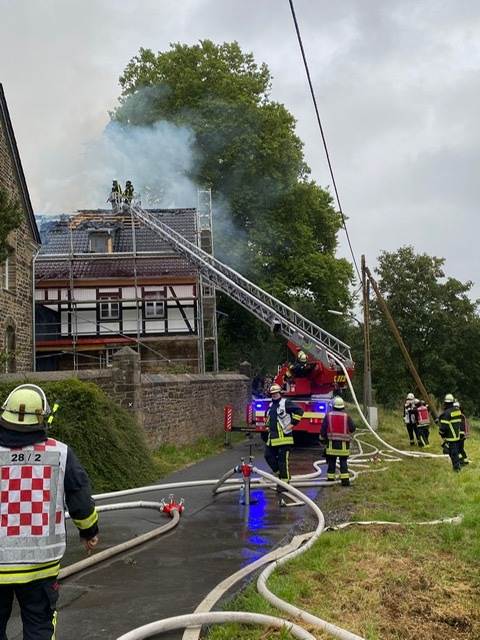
[1,0,479,301]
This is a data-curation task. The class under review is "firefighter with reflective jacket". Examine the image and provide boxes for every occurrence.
[413,398,431,447]
[124,180,134,205]
[438,393,462,472]
[264,383,304,491]
[403,392,420,446]
[320,396,356,486]
[0,384,99,639]
[283,350,316,389]
[108,179,123,212]
[454,400,469,466]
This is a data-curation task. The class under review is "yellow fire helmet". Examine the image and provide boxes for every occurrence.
[1,384,51,431]
[297,350,307,362]
[269,383,282,395]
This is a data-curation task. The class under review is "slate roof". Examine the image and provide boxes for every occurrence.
[37,208,196,256]
[35,208,197,281]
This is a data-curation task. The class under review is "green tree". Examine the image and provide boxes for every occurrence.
[369,246,480,414]
[112,40,353,372]
[0,187,22,262]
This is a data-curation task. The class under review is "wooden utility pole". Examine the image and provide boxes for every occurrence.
[363,262,438,421]
[361,255,372,415]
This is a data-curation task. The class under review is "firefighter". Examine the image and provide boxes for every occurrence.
[0,384,99,639]
[108,179,123,212]
[413,398,431,447]
[403,392,420,446]
[283,350,316,388]
[264,383,304,493]
[454,400,469,466]
[320,396,356,486]
[124,180,134,205]
[438,393,462,472]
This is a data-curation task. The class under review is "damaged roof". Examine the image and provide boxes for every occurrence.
[36,208,197,281]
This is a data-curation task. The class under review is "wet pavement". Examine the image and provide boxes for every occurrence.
[7,435,326,640]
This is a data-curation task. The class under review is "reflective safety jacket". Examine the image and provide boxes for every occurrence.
[0,426,98,585]
[415,404,430,426]
[265,398,304,447]
[438,406,462,442]
[320,410,356,457]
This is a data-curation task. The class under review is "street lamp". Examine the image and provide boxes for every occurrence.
[327,309,373,420]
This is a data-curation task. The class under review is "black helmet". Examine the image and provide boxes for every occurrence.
[126,180,132,185]
[112,180,118,184]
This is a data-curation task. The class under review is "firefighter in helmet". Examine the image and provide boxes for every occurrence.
[403,392,420,446]
[438,393,462,472]
[413,398,431,448]
[320,396,356,486]
[108,179,123,212]
[264,383,304,493]
[283,350,316,388]
[124,180,134,205]
[454,399,469,466]
[0,384,99,639]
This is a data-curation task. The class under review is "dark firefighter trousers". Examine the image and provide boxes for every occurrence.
[264,444,291,489]
[0,577,58,640]
[446,440,461,472]
[326,454,350,486]
[405,421,419,445]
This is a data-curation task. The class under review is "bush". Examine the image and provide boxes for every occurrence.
[0,378,160,492]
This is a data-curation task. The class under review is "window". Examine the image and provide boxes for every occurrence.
[99,296,120,320]
[144,291,166,319]
[89,233,111,253]
[2,248,14,291]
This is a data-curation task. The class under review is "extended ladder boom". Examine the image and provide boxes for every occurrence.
[131,206,353,369]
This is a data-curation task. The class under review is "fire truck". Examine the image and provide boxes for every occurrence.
[130,204,355,440]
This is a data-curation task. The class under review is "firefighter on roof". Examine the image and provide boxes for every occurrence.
[320,396,356,486]
[0,384,99,639]
[124,180,134,205]
[108,179,123,212]
[264,383,304,493]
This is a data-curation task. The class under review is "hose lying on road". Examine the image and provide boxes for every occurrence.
[59,505,180,580]
[116,611,318,640]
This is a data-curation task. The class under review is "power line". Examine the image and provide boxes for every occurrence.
[288,0,361,285]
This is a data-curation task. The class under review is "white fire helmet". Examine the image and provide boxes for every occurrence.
[333,396,345,409]
[406,393,415,400]
[297,350,307,363]
[1,384,51,432]
[444,393,454,404]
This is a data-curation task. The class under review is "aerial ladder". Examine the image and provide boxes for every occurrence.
[131,205,354,375]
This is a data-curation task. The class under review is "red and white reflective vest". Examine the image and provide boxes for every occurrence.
[325,411,351,442]
[0,438,67,567]
[416,405,430,426]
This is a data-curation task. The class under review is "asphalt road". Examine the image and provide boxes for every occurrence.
[7,435,325,640]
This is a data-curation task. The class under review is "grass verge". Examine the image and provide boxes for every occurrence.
[205,409,480,640]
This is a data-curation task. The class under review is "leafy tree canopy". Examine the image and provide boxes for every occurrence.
[0,187,22,262]
[369,246,480,414]
[112,40,353,373]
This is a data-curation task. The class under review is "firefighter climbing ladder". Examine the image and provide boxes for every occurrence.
[130,204,354,373]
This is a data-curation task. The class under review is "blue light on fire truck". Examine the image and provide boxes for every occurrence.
[255,403,265,409]
[316,403,327,412]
